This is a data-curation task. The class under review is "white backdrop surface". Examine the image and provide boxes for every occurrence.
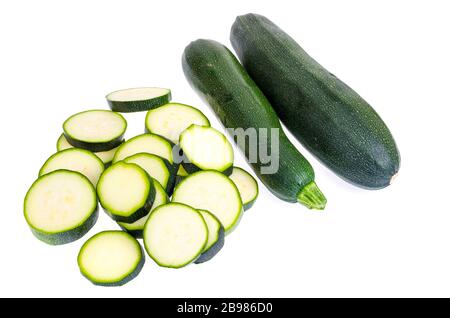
[0,0,449,297]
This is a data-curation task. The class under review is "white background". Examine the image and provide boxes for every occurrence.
[1,0,449,298]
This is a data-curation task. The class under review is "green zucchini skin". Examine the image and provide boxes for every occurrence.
[231,14,400,189]
[108,97,170,113]
[64,133,124,153]
[107,88,171,113]
[182,39,326,209]
[194,226,225,264]
[181,161,233,177]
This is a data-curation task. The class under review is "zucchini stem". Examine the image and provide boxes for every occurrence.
[297,182,327,210]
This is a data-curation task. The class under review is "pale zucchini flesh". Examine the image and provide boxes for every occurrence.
[180,125,234,175]
[39,148,104,187]
[106,87,171,112]
[97,162,155,223]
[143,203,208,268]
[118,180,169,238]
[24,170,98,245]
[124,153,172,191]
[57,134,120,165]
[194,210,225,264]
[172,170,243,234]
[78,231,144,286]
[145,103,210,144]
[229,167,259,210]
[113,133,174,164]
[63,110,127,152]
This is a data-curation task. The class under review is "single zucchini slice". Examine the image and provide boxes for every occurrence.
[97,162,156,223]
[194,210,225,264]
[24,170,98,245]
[143,203,208,268]
[106,87,171,112]
[179,125,234,175]
[78,231,145,286]
[39,148,104,187]
[63,110,126,152]
[113,133,174,164]
[57,134,120,165]
[145,103,210,144]
[229,167,259,210]
[172,171,243,234]
[118,180,168,238]
[124,153,173,192]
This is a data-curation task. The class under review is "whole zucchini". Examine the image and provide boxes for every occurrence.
[182,39,326,210]
[231,14,400,189]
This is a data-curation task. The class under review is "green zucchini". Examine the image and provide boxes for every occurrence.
[182,39,326,209]
[78,231,145,286]
[106,87,171,112]
[97,162,156,223]
[63,110,126,152]
[24,170,98,245]
[57,134,121,166]
[230,13,401,189]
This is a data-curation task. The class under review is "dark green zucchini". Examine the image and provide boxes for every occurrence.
[182,39,326,209]
[230,13,400,189]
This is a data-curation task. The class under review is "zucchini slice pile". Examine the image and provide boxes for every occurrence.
[24,94,258,285]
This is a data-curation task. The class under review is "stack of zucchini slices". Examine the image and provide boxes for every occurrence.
[24,89,259,286]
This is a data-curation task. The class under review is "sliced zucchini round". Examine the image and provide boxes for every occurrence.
[195,210,225,264]
[143,203,208,268]
[123,153,173,192]
[229,167,259,211]
[39,148,104,187]
[118,180,169,238]
[113,133,174,164]
[106,87,171,112]
[78,231,144,286]
[172,171,243,234]
[180,125,234,175]
[145,103,210,144]
[24,170,98,245]
[57,134,120,165]
[97,162,156,223]
[63,110,126,152]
